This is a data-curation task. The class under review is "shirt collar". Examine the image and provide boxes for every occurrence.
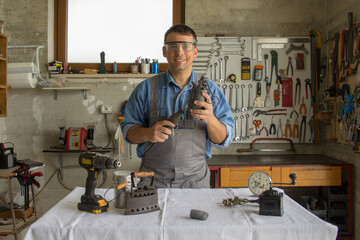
[164,70,197,90]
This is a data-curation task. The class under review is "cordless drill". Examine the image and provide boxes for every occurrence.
[77,152,121,214]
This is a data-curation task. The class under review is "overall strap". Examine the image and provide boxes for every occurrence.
[150,75,160,120]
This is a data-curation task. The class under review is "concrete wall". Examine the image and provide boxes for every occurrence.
[0,0,360,239]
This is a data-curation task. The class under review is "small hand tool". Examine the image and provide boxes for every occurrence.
[293,118,299,138]
[269,116,276,135]
[285,119,292,138]
[264,83,272,108]
[299,116,307,143]
[287,57,293,76]
[294,78,301,105]
[299,97,307,115]
[264,54,269,83]
[270,50,279,85]
[290,108,299,118]
[305,79,312,100]
[253,120,262,135]
[253,108,287,117]
[253,82,264,108]
[259,121,269,136]
[277,119,283,138]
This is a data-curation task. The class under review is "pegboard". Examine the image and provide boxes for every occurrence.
[195,36,313,144]
[323,27,360,147]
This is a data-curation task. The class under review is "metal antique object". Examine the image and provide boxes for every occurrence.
[125,171,160,215]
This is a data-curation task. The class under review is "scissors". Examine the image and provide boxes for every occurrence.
[253,120,262,135]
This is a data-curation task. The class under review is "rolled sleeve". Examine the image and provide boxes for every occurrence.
[209,122,233,148]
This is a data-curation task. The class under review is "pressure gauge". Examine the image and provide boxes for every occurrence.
[248,171,272,196]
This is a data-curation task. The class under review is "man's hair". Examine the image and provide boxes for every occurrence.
[164,24,197,46]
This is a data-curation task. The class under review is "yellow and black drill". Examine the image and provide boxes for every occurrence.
[78,152,121,214]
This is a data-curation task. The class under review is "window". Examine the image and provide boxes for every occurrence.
[55,0,185,72]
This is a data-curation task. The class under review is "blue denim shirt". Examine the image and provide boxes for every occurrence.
[120,70,234,159]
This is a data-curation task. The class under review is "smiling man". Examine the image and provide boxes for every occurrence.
[121,24,234,188]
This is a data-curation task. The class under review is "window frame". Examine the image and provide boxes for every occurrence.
[54,0,185,73]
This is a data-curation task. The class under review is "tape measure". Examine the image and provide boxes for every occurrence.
[228,74,237,83]
[241,57,251,80]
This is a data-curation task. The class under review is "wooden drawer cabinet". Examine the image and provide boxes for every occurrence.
[281,166,341,186]
[220,166,341,188]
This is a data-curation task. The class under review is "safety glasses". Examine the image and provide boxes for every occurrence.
[164,41,196,52]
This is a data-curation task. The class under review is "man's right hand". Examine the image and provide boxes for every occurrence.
[148,120,175,143]
[126,120,175,144]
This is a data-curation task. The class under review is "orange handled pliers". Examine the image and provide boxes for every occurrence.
[285,119,292,138]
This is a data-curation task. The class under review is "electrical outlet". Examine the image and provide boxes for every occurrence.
[101,104,112,114]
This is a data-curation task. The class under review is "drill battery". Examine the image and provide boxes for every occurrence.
[78,194,109,214]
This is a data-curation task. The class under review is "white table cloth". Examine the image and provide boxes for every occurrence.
[24,187,338,240]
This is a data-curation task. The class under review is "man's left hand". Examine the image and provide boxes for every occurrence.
[190,92,216,124]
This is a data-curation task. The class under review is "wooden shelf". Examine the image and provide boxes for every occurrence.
[0,56,6,62]
[43,86,90,100]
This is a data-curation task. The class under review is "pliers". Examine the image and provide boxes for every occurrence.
[299,96,307,115]
[305,79,312,100]
[294,78,301,105]
[285,119,292,137]
[290,108,299,118]
[277,118,284,138]
[293,118,299,138]
[259,121,269,136]
[299,115,307,143]
[269,116,276,135]
[253,109,287,117]
[287,57,293,77]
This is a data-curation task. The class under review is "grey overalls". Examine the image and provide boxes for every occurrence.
[139,75,210,188]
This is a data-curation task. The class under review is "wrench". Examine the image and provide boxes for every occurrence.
[229,84,234,112]
[209,64,213,80]
[247,84,253,111]
[240,115,244,140]
[234,116,240,141]
[235,84,240,112]
[224,56,229,82]
[241,84,247,112]
[222,84,229,103]
[214,62,218,81]
[245,114,250,139]
[219,58,224,82]
[264,54,269,83]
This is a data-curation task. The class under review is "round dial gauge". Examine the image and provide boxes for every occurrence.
[248,171,272,196]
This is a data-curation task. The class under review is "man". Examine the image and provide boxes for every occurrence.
[121,24,234,188]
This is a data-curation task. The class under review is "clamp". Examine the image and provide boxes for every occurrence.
[292,118,299,138]
[253,109,287,117]
[277,118,284,138]
[305,79,312,100]
[259,121,269,136]
[269,116,276,135]
[287,57,293,76]
[290,108,299,118]
[299,116,307,143]
[285,119,292,138]
[294,78,301,105]
[299,96,307,115]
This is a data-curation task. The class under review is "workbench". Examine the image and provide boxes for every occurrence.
[207,154,353,238]
[0,166,40,240]
[24,187,337,240]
